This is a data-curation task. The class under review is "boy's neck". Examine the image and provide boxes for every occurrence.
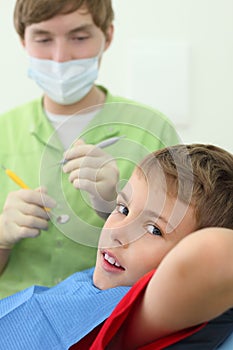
[43,85,106,116]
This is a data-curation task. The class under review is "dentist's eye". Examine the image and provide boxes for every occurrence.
[147,224,162,236]
[73,36,89,41]
[116,204,129,216]
[35,38,52,43]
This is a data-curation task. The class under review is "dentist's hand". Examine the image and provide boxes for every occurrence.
[63,140,119,217]
[0,187,56,249]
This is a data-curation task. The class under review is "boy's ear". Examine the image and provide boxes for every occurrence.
[104,24,114,51]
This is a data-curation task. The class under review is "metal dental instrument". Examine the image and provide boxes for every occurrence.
[59,135,125,166]
[1,165,69,224]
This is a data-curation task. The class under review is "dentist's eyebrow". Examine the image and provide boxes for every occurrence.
[30,29,51,36]
[30,24,94,37]
[69,24,95,35]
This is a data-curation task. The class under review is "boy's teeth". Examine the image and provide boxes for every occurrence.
[104,253,120,267]
[108,256,115,264]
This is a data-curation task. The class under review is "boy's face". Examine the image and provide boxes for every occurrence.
[22,7,113,62]
[94,168,197,290]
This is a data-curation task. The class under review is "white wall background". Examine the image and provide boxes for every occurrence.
[0,0,232,152]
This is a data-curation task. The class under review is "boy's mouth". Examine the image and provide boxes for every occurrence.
[103,252,125,270]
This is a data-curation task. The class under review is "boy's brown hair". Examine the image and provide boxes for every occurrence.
[14,0,114,39]
[139,144,233,230]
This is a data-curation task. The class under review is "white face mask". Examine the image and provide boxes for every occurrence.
[28,55,99,105]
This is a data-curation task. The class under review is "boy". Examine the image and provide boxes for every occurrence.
[0,0,179,298]
[0,144,232,349]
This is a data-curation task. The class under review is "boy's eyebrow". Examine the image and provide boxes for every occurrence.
[118,192,176,233]
[145,209,175,230]
[117,191,129,202]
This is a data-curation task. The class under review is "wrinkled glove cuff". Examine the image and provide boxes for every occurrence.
[0,243,13,249]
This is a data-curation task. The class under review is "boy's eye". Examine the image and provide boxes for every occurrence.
[116,204,129,216]
[147,224,162,236]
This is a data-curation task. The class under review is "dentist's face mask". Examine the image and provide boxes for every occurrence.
[28,54,99,105]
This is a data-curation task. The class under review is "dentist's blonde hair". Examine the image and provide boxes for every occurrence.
[14,0,114,39]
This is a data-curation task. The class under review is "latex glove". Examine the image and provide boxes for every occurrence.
[0,187,56,249]
[63,139,119,217]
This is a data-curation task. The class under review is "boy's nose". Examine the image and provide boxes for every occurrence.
[109,222,144,249]
[111,229,129,249]
[98,226,130,249]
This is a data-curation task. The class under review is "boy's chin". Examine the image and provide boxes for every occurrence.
[92,267,103,289]
[93,267,114,290]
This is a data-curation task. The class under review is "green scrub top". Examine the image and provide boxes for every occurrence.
[0,86,180,298]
